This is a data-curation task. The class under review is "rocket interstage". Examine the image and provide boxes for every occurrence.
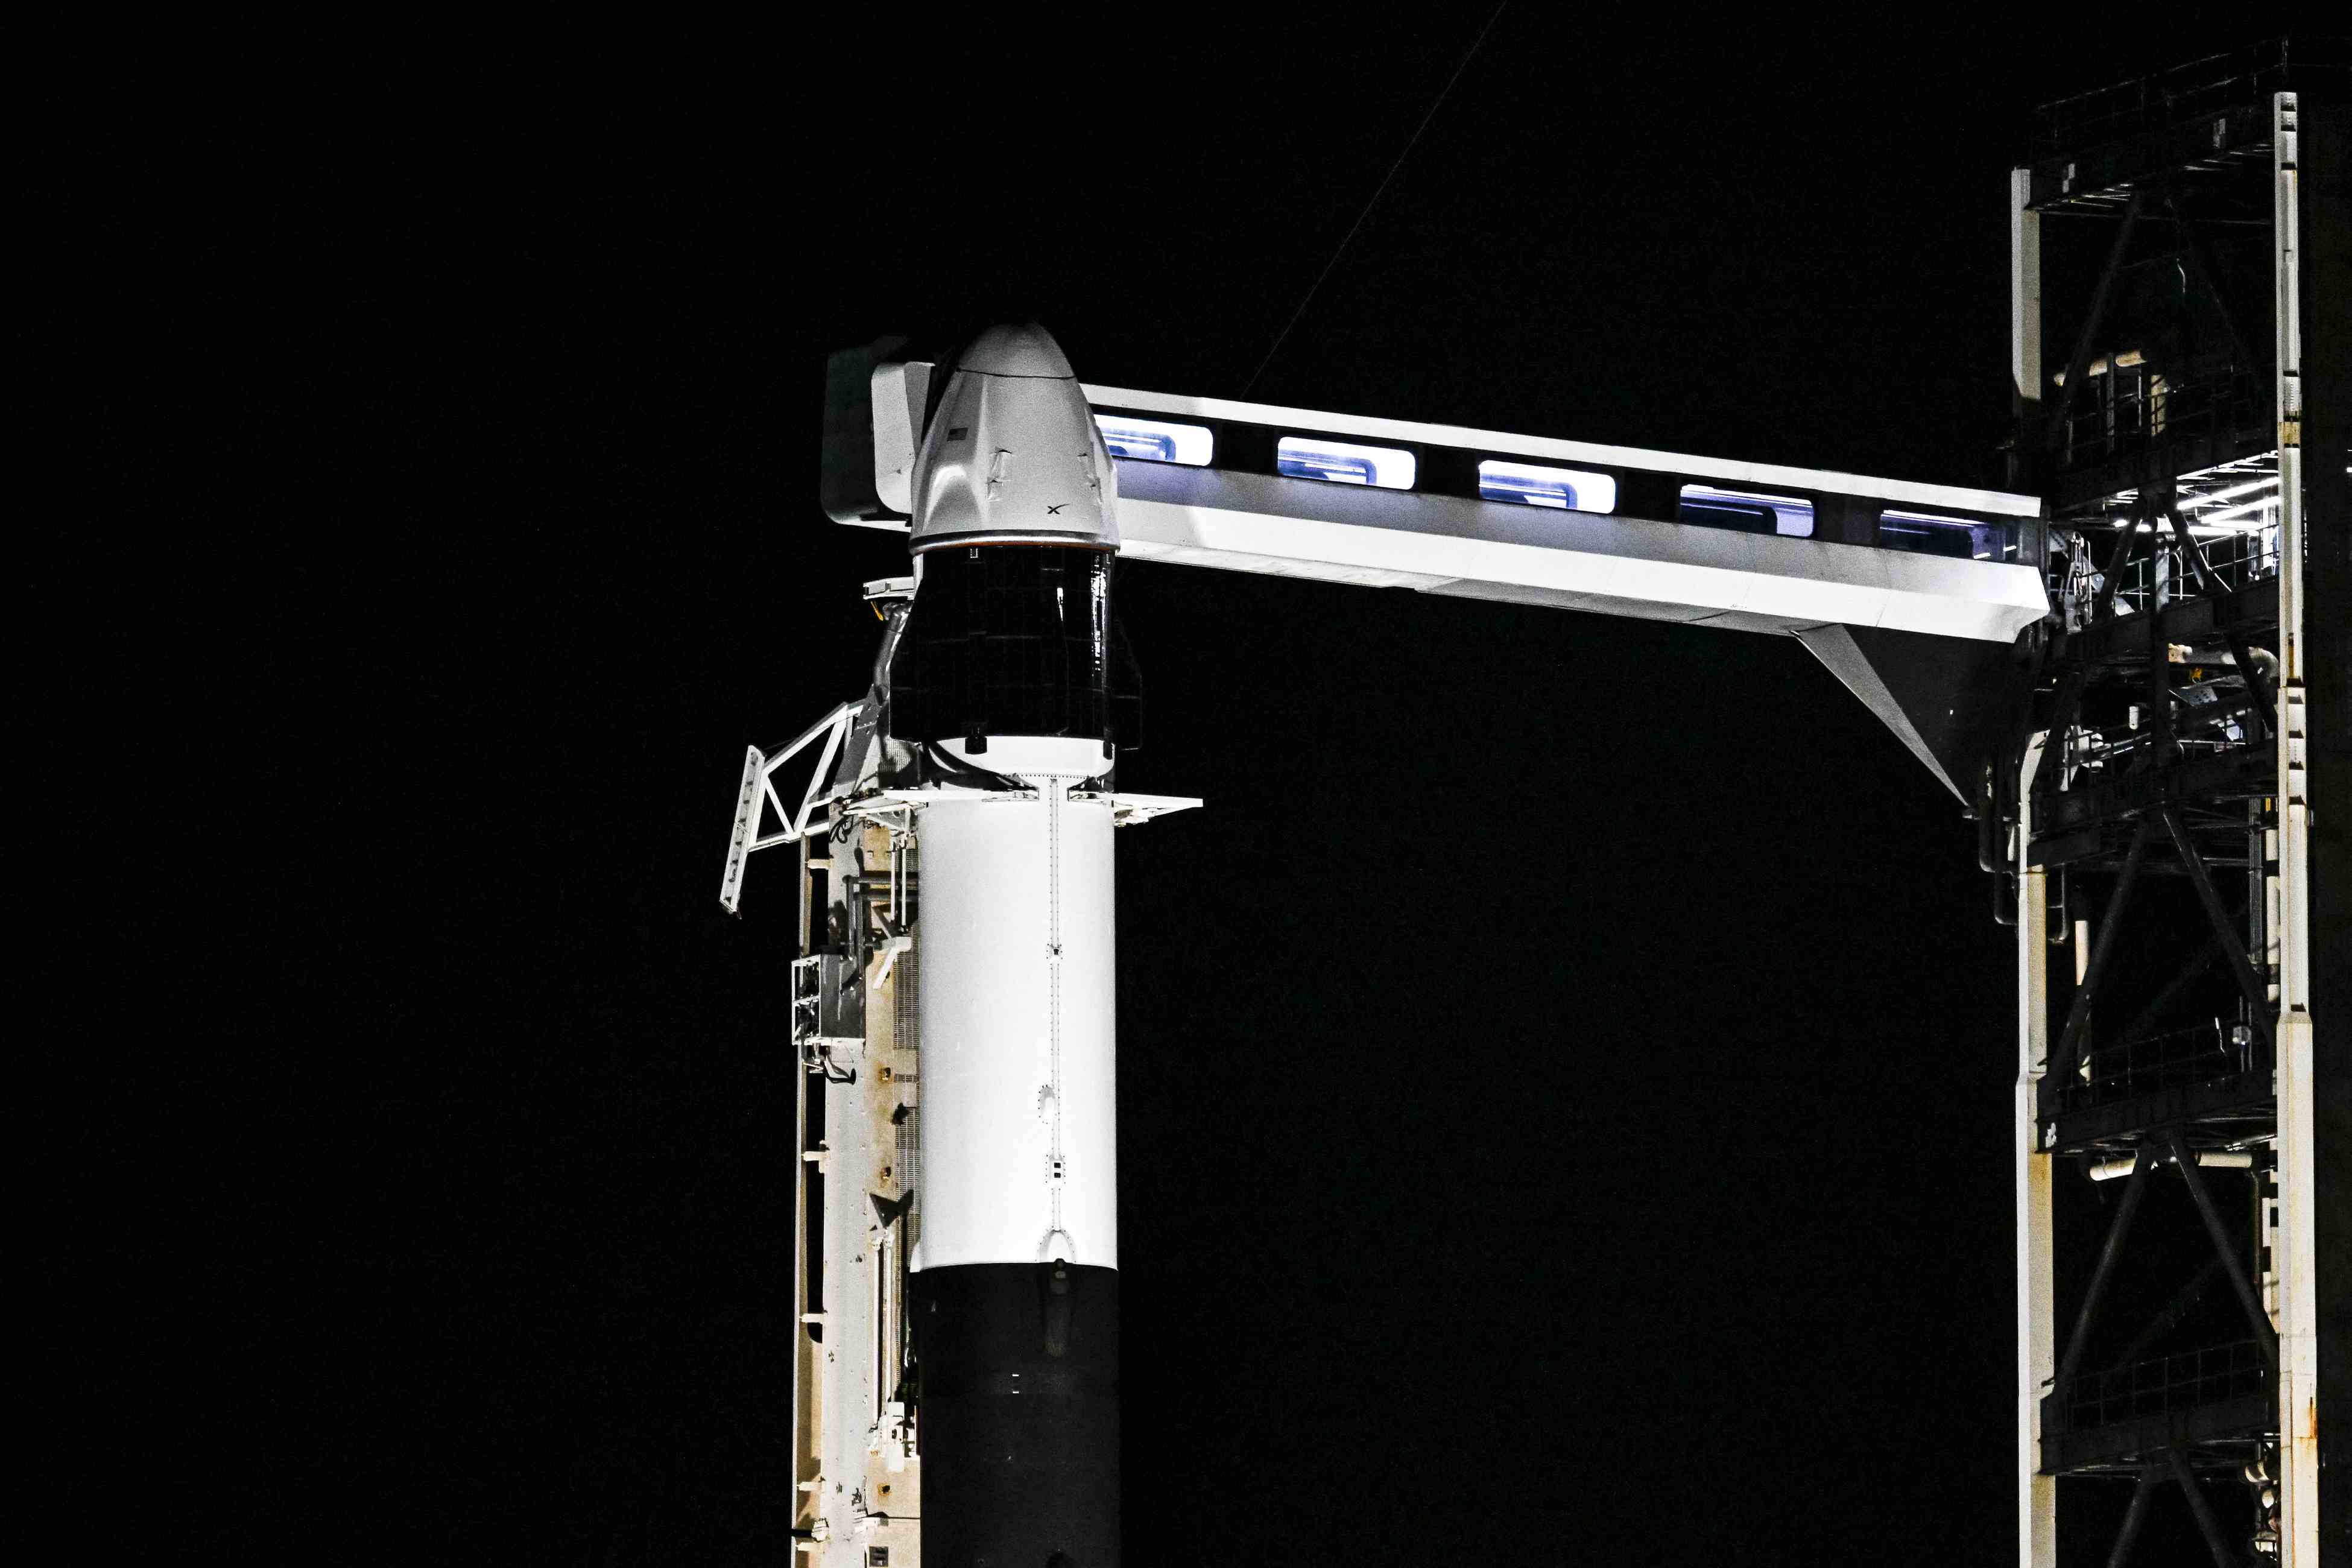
[894,324,1145,1563]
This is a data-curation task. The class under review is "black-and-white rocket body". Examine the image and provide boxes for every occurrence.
[738,324,1185,1566]
[891,324,1132,1563]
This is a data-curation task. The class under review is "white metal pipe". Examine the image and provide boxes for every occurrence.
[2087,1149,2256,1182]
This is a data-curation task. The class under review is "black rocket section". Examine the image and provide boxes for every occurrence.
[889,545,1140,754]
[914,1263,1120,1566]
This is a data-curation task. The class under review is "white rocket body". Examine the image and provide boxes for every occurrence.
[911,788,1119,1272]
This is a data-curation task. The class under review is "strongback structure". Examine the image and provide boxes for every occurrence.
[732,42,2345,1567]
[2004,45,2350,1566]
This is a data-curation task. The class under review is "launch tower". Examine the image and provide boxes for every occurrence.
[735,37,2351,1567]
[2003,42,2350,1565]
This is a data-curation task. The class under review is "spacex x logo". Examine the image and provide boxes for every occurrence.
[1044,503,1067,514]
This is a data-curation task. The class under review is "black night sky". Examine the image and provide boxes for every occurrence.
[11,5,2334,1564]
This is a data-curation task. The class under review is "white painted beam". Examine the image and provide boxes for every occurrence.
[1085,382,2043,519]
[1114,460,2047,643]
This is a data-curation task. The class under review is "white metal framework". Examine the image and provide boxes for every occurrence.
[2269,89,2320,1568]
[721,703,857,916]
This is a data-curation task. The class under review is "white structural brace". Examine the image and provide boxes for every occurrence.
[2014,731,2057,1568]
[1110,457,2044,643]
[852,376,2047,643]
[720,702,858,915]
[1090,383,2046,643]
[2270,88,2321,1568]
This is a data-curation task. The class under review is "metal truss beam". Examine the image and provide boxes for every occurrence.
[2045,191,2146,457]
[2061,575,2278,668]
[2166,1445,2242,1568]
[2165,1128,2281,1377]
[2158,804,2276,1045]
[2055,819,2154,1082]
[2110,1255,2227,1370]
[2106,1468,2159,1568]
[2056,1146,2155,1399]
[2160,504,2277,740]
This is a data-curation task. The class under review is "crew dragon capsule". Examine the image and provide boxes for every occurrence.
[887,324,1145,1564]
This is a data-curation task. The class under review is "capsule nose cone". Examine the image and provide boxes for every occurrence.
[956,321,1076,379]
[906,320,1116,552]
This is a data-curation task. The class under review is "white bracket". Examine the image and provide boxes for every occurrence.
[1090,791,1204,827]
[719,701,859,914]
[867,933,913,993]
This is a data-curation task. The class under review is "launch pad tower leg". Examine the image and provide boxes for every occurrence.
[2009,61,2348,1566]
[2018,732,2058,1568]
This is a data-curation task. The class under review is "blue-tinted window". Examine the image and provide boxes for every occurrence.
[1478,460,1617,512]
[1093,414,1213,466]
[1879,510,1997,558]
[1678,484,1813,537]
[1276,435,1416,489]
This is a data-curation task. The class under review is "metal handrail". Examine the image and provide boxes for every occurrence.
[2058,1338,2270,1432]
[2031,41,2298,158]
[2052,1019,2266,1112]
[2050,370,2268,482]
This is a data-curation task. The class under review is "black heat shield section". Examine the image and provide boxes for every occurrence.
[1794,623,2020,803]
[889,546,1140,750]
[914,1262,1119,1566]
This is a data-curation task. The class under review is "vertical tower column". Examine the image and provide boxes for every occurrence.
[2015,733,2056,1568]
[2271,86,2322,1568]
[2275,79,2352,1568]
[2008,158,2058,1568]
[2009,165,2044,495]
